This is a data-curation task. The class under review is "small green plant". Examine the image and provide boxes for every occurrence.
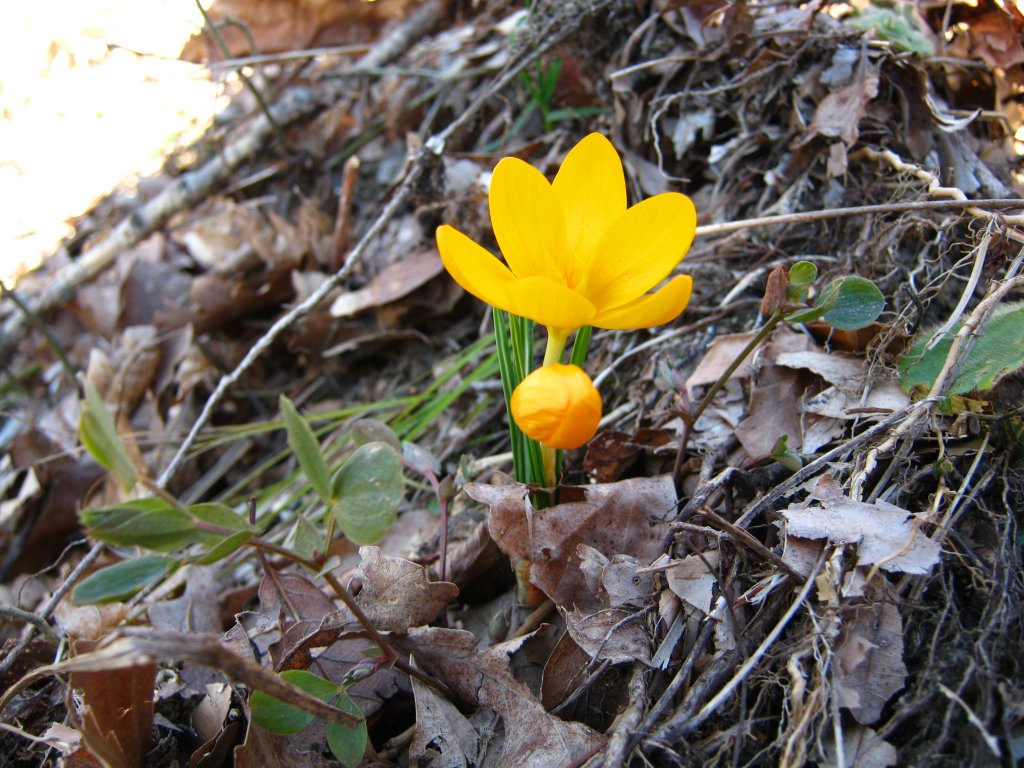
[898,301,1024,396]
[72,391,423,765]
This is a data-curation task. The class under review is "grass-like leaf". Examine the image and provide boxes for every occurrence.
[280,395,333,503]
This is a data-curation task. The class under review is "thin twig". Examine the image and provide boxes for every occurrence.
[693,198,1024,239]
[0,541,106,674]
[651,549,825,743]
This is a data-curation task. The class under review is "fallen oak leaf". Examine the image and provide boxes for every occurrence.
[350,546,459,630]
[779,477,940,575]
[394,627,605,765]
[466,475,676,611]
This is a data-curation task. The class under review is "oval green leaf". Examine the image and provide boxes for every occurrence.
[193,529,253,565]
[72,554,178,604]
[820,276,884,330]
[332,442,404,545]
[350,418,401,452]
[81,499,198,551]
[250,669,340,735]
[899,302,1024,395]
[281,395,333,504]
[326,693,368,767]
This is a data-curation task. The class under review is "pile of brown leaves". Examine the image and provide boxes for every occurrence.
[2,0,1023,765]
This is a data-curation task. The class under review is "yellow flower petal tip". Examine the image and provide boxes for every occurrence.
[510,364,603,450]
[438,133,697,336]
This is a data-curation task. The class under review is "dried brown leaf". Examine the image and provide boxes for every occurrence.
[562,606,650,664]
[780,479,940,575]
[665,550,720,614]
[467,475,676,611]
[330,250,444,318]
[398,627,605,766]
[824,724,898,767]
[409,659,479,768]
[351,546,458,631]
[835,602,907,725]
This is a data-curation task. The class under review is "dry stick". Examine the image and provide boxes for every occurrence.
[732,399,935,529]
[0,0,443,364]
[600,664,651,766]
[194,0,291,151]
[650,549,825,745]
[690,197,1024,240]
[696,506,805,584]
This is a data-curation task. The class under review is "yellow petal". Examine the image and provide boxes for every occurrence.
[436,225,516,310]
[489,157,566,281]
[590,274,693,330]
[510,364,602,450]
[552,133,626,283]
[583,192,696,310]
[505,276,596,335]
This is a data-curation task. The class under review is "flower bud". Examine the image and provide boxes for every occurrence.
[510,364,602,450]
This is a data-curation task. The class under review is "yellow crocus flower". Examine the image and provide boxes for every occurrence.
[510,363,602,450]
[436,132,696,349]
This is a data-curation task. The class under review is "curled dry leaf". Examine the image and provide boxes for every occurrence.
[823,724,898,768]
[396,627,605,766]
[577,545,651,607]
[779,478,940,575]
[409,659,479,768]
[561,606,650,664]
[835,601,907,725]
[351,546,459,631]
[330,250,444,318]
[466,475,677,611]
[664,550,720,615]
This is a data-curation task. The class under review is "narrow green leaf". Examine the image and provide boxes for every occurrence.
[189,503,257,535]
[280,395,333,503]
[250,670,340,735]
[81,499,198,551]
[72,554,178,604]
[569,326,592,367]
[78,378,137,491]
[332,442,404,545]
[326,693,368,767]
[193,530,253,565]
[785,305,828,325]
[821,276,885,330]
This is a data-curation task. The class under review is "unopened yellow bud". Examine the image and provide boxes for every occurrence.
[510,364,602,450]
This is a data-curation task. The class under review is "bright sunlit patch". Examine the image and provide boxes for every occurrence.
[0,0,220,285]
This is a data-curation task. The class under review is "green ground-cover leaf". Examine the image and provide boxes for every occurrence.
[899,302,1024,395]
[326,693,368,767]
[82,499,198,551]
[73,554,179,604]
[333,441,404,544]
[250,669,341,734]
[787,275,884,330]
